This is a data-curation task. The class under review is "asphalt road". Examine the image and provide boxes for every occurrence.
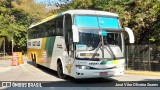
[0,58,160,90]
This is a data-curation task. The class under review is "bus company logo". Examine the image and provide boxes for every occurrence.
[32,41,41,46]
[28,41,41,47]
[28,39,42,49]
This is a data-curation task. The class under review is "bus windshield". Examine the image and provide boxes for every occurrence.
[75,15,119,29]
[76,30,123,59]
[75,15,123,60]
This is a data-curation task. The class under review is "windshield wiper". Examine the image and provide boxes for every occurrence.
[91,36,117,60]
[90,41,102,60]
[104,40,116,60]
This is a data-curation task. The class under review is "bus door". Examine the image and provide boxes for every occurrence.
[64,14,74,69]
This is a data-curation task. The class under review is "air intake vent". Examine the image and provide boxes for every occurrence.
[89,63,99,65]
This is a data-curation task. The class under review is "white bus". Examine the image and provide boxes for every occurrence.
[27,10,134,79]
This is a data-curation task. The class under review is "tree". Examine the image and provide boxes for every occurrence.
[0,0,49,53]
[124,0,160,45]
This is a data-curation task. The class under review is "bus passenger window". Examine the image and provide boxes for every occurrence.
[52,29,56,35]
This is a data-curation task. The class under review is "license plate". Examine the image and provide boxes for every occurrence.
[99,72,108,76]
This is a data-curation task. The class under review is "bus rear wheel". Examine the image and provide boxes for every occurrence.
[57,62,66,79]
[32,54,38,67]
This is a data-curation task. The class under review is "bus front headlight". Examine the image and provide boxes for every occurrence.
[76,65,91,69]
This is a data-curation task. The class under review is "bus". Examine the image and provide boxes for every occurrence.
[27,10,134,79]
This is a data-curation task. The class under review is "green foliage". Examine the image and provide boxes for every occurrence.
[71,0,93,9]
[0,0,48,52]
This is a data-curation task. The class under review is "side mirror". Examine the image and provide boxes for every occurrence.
[124,27,134,43]
[72,25,79,42]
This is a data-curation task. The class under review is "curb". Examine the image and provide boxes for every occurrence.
[124,70,160,77]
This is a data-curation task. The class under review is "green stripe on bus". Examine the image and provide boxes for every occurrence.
[107,61,112,65]
[45,37,56,63]
[100,61,108,65]
[100,60,119,65]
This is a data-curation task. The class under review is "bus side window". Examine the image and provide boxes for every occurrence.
[64,14,73,54]
[52,29,56,35]
[55,16,63,36]
[52,20,56,36]
[56,28,60,35]
[64,14,72,40]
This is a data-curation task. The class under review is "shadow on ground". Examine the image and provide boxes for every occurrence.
[27,61,118,87]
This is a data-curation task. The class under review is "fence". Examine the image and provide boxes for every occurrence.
[125,45,160,71]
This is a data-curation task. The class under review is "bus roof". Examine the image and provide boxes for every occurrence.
[62,10,118,17]
[28,15,57,29]
[28,10,118,29]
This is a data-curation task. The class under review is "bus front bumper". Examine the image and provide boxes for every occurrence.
[73,68,124,79]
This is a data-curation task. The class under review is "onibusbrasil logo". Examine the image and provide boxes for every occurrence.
[1,82,42,87]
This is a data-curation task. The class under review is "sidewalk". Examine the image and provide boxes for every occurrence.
[125,70,160,77]
[0,58,12,72]
[0,55,28,73]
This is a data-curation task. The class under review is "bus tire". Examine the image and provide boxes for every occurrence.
[31,54,34,65]
[57,61,66,79]
[33,54,38,67]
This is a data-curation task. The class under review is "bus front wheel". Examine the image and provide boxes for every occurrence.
[57,61,66,79]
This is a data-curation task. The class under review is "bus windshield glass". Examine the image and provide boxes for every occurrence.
[75,15,119,29]
[75,15,123,59]
[76,30,123,59]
